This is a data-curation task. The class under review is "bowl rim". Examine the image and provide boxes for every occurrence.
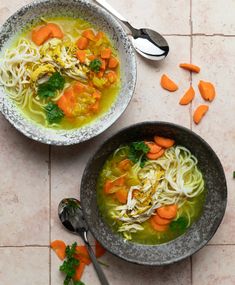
[81,121,227,266]
[0,0,137,145]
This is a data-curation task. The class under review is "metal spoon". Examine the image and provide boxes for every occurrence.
[95,0,169,60]
[58,198,110,285]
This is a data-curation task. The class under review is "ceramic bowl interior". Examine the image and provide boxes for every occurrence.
[0,0,136,145]
[81,122,227,265]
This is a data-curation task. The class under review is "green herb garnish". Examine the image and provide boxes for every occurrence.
[169,217,188,233]
[233,171,235,179]
[128,141,150,168]
[60,242,81,285]
[38,72,65,99]
[89,59,102,73]
[45,102,64,124]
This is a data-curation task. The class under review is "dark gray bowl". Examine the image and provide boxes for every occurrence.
[81,122,227,265]
[0,0,136,145]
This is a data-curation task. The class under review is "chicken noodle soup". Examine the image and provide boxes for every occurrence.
[0,17,120,129]
[97,136,206,245]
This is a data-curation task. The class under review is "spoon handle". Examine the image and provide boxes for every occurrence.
[84,238,110,285]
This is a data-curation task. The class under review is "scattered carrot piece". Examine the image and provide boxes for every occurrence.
[115,188,128,204]
[101,48,112,59]
[157,204,178,220]
[75,246,91,265]
[146,148,165,160]
[50,240,66,261]
[77,36,89,50]
[118,159,131,171]
[73,262,86,281]
[150,217,168,232]
[153,213,171,225]
[160,74,178,92]
[145,141,162,154]
[108,56,119,69]
[154,136,175,148]
[193,104,209,124]
[46,23,64,39]
[198,80,216,102]
[82,29,96,41]
[95,240,106,258]
[32,25,52,46]
[76,50,86,63]
[179,63,200,73]
[179,86,195,105]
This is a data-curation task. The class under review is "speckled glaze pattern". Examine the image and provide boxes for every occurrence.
[81,122,227,266]
[0,0,136,145]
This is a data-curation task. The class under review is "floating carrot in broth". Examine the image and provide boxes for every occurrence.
[77,36,89,50]
[154,136,175,148]
[108,56,119,69]
[144,141,162,154]
[101,48,112,59]
[157,204,178,219]
[153,213,171,225]
[82,29,96,41]
[46,23,64,39]
[32,25,52,46]
[146,149,165,160]
[150,217,168,232]
[115,188,128,204]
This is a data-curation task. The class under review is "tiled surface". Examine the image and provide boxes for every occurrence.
[0,0,235,285]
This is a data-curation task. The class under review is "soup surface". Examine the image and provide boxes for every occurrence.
[97,136,206,245]
[0,17,120,129]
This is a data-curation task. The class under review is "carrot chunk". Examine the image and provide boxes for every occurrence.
[118,159,131,171]
[198,80,216,102]
[77,36,89,50]
[160,74,178,92]
[95,240,106,258]
[76,50,86,63]
[154,136,175,148]
[193,105,209,124]
[73,262,86,281]
[106,71,117,83]
[46,23,64,39]
[50,240,66,260]
[179,86,195,105]
[75,246,91,265]
[157,204,178,219]
[146,149,165,160]
[145,141,162,154]
[95,31,104,41]
[153,213,171,225]
[82,29,96,41]
[92,90,101,100]
[32,25,52,46]
[108,56,119,69]
[101,48,112,59]
[115,188,128,204]
[150,217,168,232]
[104,180,114,194]
[73,81,86,94]
[179,63,200,73]
[57,87,76,117]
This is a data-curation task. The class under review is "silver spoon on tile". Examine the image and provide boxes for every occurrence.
[58,198,110,285]
[94,0,169,60]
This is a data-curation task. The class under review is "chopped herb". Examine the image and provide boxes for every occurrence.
[169,217,188,233]
[89,59,102,73]
[233,171,235,179]
[128,141,150,168]
[60,242,82,285]
[45,102,64,124]
[38,72,65,99]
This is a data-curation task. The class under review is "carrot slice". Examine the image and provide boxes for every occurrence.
[57,87,76,117]
[32,25,52,46]
[82,29,96,41]
[193,105,209,124]
[179,63,200,73]
[95,240,106,258]
[77,36,89,50]
[75,246,91,265]
[106,71,117,83]
[108,56,119,69]
[76,50,86,63]
[150,217,168,232]
[179,86,195,105]
[145,141,162,154]
[154,136,175,148]
[50,240,66,261]
[104,180,113,194]
[101,48,112,59]
[46,23,64,39]
[198,80,216,102]
[118,159,131,171]
[73,262,86,281]
[153,213,171,225]
[115,188,128,204]
[157,204,178,219]
[146,149,165,160]
[160,74,178,92]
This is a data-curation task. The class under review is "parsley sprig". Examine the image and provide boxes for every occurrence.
[45,102,64,124]
[38,72,65,99]
[128,141,150,168]
[89,59,102,73]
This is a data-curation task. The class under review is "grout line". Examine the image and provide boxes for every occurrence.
[0,245,50,248]
[162,33,235,37]
[189,0,193,132]
[49,145,52,285]
[206,244,235,246]
[190,256,193,285]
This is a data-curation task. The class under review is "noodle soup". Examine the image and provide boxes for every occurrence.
[0,17,120,129]
[97,136,206,245]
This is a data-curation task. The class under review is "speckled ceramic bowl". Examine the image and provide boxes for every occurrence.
[0,0,136,145]
[81,122,227,265]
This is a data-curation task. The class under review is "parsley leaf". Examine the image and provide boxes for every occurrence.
[38,72,65,99]
[45,102,64,124]
[169,217,188,233]
[74,281,85,285]
[128,141,150,168]
[89,59,102,73]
